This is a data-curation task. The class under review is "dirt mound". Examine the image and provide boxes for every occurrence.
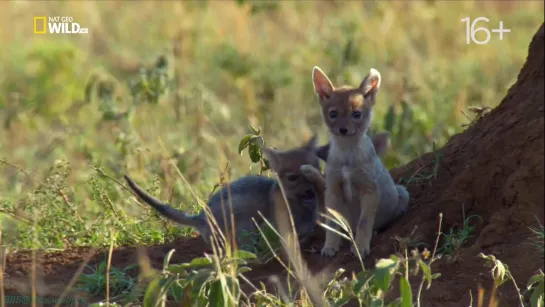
[4,23,544,307]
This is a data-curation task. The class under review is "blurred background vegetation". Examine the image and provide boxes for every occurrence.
[0,0,543,249]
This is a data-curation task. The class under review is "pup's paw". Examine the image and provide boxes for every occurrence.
[350,244,370,259]
[300,164,319,177]
[321,246,339,257]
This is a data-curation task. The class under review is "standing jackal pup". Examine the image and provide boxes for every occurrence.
[124,136,322,249]
[311,66,410,258]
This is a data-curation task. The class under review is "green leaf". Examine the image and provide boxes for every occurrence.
[353,270,373,294]
[527,273,545,290]
[418,260,433,289]
[249,124,261,135]
[224,275,242,304]
[238,134,254,155]
[170,280,184,302]
[234,250,257,261]
[237,266,252,275]
[530,279,544,307]
[209,279,226,307]
[188,270,214,301]
[163,249,176,271]
[333,296,352,307]
[98,261,106,274]
[248,142,262,163]
[183,257,214,269]
[399,275,413,307]
[493,262,508,287]
[384,104,396,132]
[370,297,384,307]
[143,277,167,307]
[263,159,270,171]
[124,263,138,272]
[373,258,397,292]
[388,299,403,307]
[167,264,187,275]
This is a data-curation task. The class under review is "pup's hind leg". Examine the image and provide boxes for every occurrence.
[395,184,410,217]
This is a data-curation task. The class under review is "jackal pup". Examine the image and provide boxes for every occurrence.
[124,136,322,249]
[311,66,410,258]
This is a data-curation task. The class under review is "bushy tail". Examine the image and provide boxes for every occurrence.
[124,175,206,231]
[395,184,410,217]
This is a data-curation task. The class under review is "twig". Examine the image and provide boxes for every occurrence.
[102,193,121,220]
[58,191,84,223]
[91,165,135,194]
[92,166,149,211]
[0,159,34,179]
[0,208,32,224]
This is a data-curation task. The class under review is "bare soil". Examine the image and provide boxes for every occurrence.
[4,23,544,307]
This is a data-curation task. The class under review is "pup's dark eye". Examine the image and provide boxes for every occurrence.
[329,110,338,119]
[352,111,362,119]
[287,174,300,181]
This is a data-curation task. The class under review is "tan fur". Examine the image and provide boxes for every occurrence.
[311,66,410,258]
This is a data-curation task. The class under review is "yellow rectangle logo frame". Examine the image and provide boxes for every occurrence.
[34,17,46,34]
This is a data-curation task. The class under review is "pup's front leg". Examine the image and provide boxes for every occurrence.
[321,182,346,257]
[352,190,378,259]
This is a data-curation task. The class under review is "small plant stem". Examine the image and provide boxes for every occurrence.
[507,271,525,307]
[103,193,121,220]
[416,213,443,307]
[0,230,5,307]
[31,216,37,307]
[58,190,84,223]
[106,230,116,306]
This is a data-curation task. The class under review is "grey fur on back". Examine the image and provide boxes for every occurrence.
[125,174,279,246]
[124,135,323,249]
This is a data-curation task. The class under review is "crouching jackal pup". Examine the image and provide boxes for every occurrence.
[124,136,322,249]
[311,66,410,258]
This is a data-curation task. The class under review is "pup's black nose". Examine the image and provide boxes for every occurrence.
[301,189,315,201]
[339,128,348,135]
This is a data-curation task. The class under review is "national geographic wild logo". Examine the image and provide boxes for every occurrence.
[33,16,88,35]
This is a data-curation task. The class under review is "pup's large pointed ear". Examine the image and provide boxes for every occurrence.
[312,66,335,100]
[358,68,381,101]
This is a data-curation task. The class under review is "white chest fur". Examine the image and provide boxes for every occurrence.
[327,135,377,201]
